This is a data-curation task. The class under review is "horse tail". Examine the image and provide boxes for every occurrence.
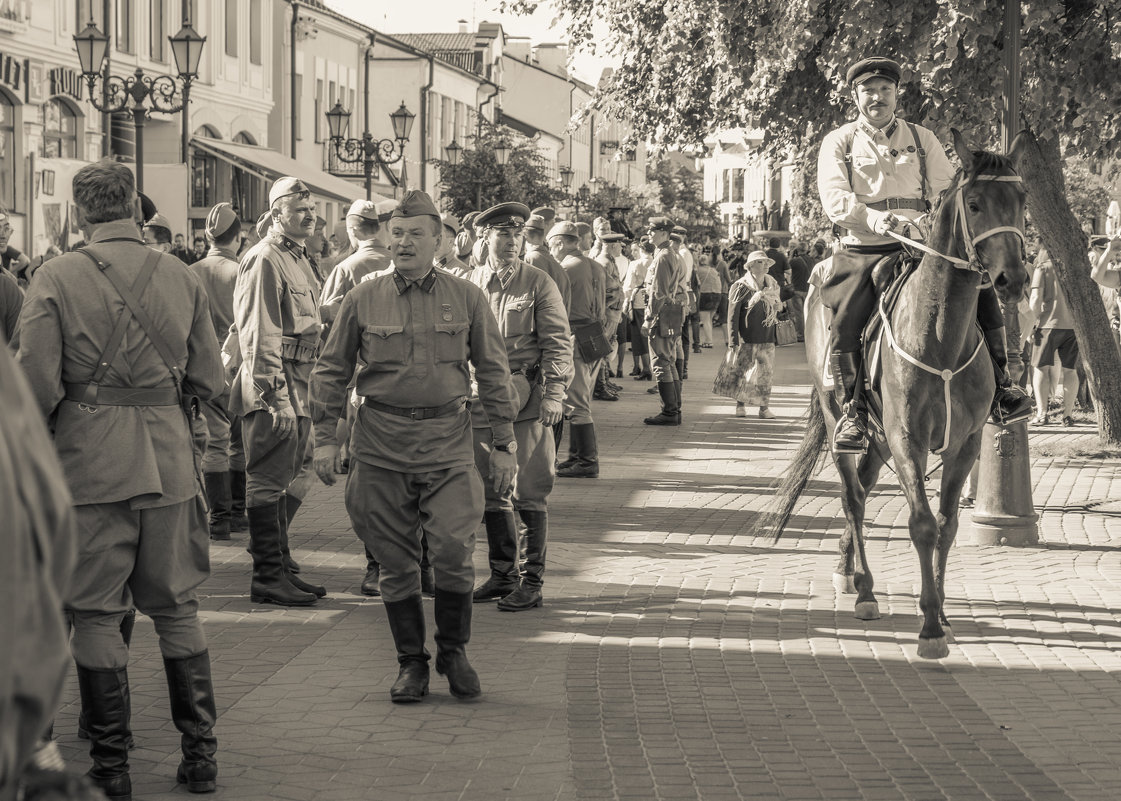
[751,389,828,541]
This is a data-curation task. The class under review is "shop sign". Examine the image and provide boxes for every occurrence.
[0,50,28,101]
[49,67,84,101]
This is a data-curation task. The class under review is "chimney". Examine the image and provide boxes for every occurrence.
[458,19,468,33]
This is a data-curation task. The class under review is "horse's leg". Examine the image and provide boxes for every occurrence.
[934,433,983,628]
[832,452,883,619]
[849,449,886,620]
[831,452,857,594]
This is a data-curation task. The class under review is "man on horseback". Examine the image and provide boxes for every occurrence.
[818,57,1035,453]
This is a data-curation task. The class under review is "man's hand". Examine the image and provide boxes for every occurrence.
[313,444,342,486]
[488,449,517,495]
[271,406,297,437]
[867,209,899,236]
[538,397,564,426]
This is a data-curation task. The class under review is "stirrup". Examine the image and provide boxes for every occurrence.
[832,403,868,454]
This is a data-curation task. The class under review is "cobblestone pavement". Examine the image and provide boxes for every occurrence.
[54,343,1121,801]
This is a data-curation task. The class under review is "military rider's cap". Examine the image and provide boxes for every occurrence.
[524,214,547,232]
[347,199,380,222]
[205,202,238,238]
[269,177,311,207]
[847,57,901,87]
[461,211,481,229]
[600,232,627,243]
[476,202,531,230]
[389,189,442,222]
[647,216,675,232]
[531,206,556,224]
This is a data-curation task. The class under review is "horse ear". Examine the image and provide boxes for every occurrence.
[951,128,974,173]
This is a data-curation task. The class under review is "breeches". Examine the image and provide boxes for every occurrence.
[344,460,484,601]
[565,357,597,425]
[67,499,210,669]
[242,410,311,506]
[821,248,885,353]
[651,334,681,382]
[200,395,245,473]
[472,418,556,512]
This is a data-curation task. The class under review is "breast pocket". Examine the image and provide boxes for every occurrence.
[503,300,535,337]
[288,286,318,319]
[363,324,408,367]
[434,321,469,363]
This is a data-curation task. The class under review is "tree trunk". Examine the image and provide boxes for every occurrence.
[1016,129,1121,444]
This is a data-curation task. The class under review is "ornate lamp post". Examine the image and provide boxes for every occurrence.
[74,14,205,193]
[326,100,415,200]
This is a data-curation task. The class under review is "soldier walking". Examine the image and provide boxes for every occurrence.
[643,217,688,426]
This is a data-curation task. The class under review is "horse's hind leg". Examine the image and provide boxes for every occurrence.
[934,435,982,628]
[834,452,885,619]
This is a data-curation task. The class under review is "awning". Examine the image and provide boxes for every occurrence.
[190,137,393,205]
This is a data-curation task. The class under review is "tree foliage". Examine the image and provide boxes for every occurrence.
[645,155,723,241]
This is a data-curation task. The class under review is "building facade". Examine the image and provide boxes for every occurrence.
[702,129,793,241]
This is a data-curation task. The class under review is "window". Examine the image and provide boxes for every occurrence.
[314,78,322,142]
[248,0,262,65]
[150,0,166,62]
[116,0,133,54]
[0,93,14,211]
[224,0,237,57]
[39,99,80,159]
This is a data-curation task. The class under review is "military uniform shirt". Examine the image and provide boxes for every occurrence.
[436,252,473,279]
[524,242,571,311]
[560,252,606,327]
[310,268,518,473]
[321,240,393,324]
[190,244,239,340]
[230,229,323,418]
[647,244,686,317]
[818,118,955,246]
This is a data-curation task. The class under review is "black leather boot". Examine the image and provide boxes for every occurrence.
[555,419,577,471]
[78,611,137,749]
[247,502,317,606]
[433,589,481,699]
[552,418,564,455]
[830,351,868,454]
[555,423,598,477]
[383,595,431,703]
[498,510,547,612]
[644,382,681,426]
[278,497,325,598]
[281,494,302,573]
[674,379,683,412]
[472,511,520,602]
[229,470,248,532]
[203,472,231,541]
[983,327,1035,425]
[677,356,687,381]
[164,651,218,793]
[361,547,381,597]
[76,665,132,801]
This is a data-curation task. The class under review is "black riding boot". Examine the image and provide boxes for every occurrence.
[675,379,683,412]
[247,502,317,606]
[383,595,431,702]
[78,610,136,748]
[473,510,520,601]
[676,356,687,381]
[164,651,218,793]
[361,547,381,597]
[831,351,868,454]
[433,589,481,699]
[278,496,325,597]
[644,381,681,426]
[556,423,599,477]
[498,510,547,611]
[76,665,132,801]
[983,327,1035,425]
[203,472,231,541]
[229,470,248,532]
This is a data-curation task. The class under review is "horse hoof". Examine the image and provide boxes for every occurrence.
[853,601,881,620]
[917,636,950,660]
[832,573,856,594]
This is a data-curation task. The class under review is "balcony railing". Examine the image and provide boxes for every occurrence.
[323,142,366,177]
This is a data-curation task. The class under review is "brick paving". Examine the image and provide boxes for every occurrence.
[53,343,1121,801]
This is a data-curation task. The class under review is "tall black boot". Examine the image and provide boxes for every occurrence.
[78,611,137,748]
[644,381,681,426]
[229,470,248,533]
[830,351,868,454]
[983,327,1035,424]
[675,379,683,413]
[676,356,687,381]
[498,510,547,612]
[163,651,218,793]
[361,546,381,597]
[75,665,132,801]
[278,496,325,598]
[203,472,231,541]
[247,502,317,606]
[433,589,481,699]
[555,419,577,471]
[556,423,598,477]
[383,595,430,703]
[472,511,520,601]
[552,418,565,457]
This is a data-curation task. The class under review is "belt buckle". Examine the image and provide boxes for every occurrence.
[409,408,419,420]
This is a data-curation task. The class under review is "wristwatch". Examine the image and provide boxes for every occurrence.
[495,440,518,454]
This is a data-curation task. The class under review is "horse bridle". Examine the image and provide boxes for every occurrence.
[887,172,1026,274]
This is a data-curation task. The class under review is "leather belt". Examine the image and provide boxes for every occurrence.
[866,197,927,212]
[511,363,542,382]
[64,383,180,407]
[363,397,466,420]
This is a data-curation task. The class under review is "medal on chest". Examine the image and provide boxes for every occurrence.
[441,304,453,322]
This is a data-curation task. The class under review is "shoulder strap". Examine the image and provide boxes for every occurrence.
[843,125,857,187]
[906,121,930,210]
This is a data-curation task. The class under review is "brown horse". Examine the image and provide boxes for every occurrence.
[755,131,1030,659]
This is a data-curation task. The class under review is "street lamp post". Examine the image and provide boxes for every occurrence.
[74,14,205,194]
[326,100,415,200]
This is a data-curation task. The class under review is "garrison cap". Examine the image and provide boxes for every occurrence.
[256,211,272,238]
[546,220,580,240]
[205,202,239,238]
[531,206,556,224]
[647,216,675,232]
[441,213,462,234]
[524,214,547,232]
[144,213,172,235]
[846,57,901,86]
[476,202,531,230]
[269,176,311,207]
[374,199,397,222]
[346,199,380,222]
[389,189,441,221]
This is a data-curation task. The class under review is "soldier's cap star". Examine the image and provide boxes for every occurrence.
[269,177,311,207]
[846,57,901,87]
[476,202,531,230]
[389,189,442,222]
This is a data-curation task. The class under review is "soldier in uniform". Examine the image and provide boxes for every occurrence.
[466,202,572,611]
[435,213,472,278]
[230,177,326,606]
[321,199,394,326]
[310,189,518,703]
[18,159,222,799]
[190,203,246,541]
[549,221,606,478]
[523,213,571,310]
[818,56,1034,452]
[643,217,688,425]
